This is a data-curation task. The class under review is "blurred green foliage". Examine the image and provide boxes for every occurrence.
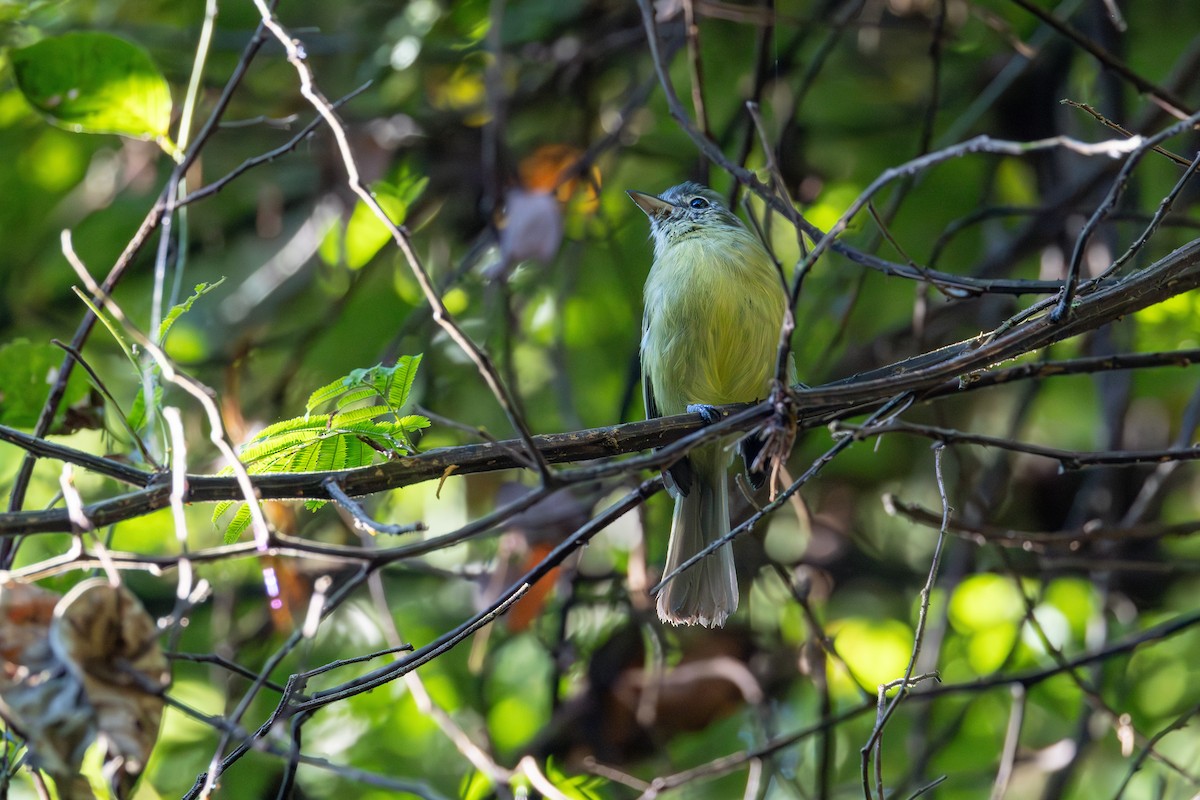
[2,0,1200,798]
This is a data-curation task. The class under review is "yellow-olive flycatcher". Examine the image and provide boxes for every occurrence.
[629,182,787,627]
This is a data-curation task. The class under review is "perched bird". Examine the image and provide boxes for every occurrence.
[629,182,788,627]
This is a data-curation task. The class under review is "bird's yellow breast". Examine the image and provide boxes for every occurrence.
[641,228,785,418]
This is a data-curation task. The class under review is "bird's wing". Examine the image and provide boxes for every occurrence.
[642,352,693,497]
[642,360,659,421]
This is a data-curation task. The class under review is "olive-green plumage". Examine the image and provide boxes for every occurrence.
[629,182,787,627]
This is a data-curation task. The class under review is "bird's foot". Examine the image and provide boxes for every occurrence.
[685,403,724,425]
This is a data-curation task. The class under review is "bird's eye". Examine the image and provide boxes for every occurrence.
[689,197,709,209]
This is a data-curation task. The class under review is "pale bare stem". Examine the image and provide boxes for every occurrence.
[58,465,126,590]
[248,0,554,485]
[861,445,950,800]
[57,463,92,534]
[162,406,199,649]
[60,230,273,554]
[996,550,1200,786]
[151,0,219,344]
[5,227,1200,541]
[5,206,160,537]
[177,0,219,155]
[797,132,1145,310]
[179,84,371,207]
[645,611,1200,793]
[635,0,1176,303]
[186,570,376,799]
[147,1,225,456]
[4,19,272,533]
[1062,99,1193,167]
[742,757,763,800]
[62,231,295,800]
[29,770,52,800]
[989,684,1026,800]
[582,758,652,791]
[517,756,573,800]
[8,18,285,550]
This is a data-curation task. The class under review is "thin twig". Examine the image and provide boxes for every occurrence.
[249,0,557,488]
[322,478,427,536]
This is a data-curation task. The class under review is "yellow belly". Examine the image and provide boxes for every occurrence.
[642,232,785,418]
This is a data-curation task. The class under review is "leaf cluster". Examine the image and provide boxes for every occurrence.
[213,355,430,542]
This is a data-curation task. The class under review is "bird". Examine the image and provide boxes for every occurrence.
[628,182,789,627]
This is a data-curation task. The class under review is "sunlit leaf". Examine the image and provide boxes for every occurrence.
[220,503,253,545]
[217,357,428,541]
[826,617,914,697]
[386,354,422,409]
[12,32,174,149]
[319,178,425,269]
[948,574,1025,633]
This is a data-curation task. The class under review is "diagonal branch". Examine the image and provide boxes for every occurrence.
[4,234,1199,536]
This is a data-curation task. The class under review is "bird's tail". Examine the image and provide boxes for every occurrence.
[656,469,738,627]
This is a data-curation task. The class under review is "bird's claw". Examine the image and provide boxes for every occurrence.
[686,403,724,425]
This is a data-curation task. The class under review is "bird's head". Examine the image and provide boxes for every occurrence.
[627,182,745,248]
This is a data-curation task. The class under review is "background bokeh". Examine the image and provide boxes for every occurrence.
[3,0,1200,798]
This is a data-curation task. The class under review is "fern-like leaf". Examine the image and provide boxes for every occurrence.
[218,354,428,542]
[222,504,252,545]
[386,354,422,410]
[306,375,353,414]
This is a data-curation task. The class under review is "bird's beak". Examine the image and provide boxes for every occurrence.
[627,190,674,220]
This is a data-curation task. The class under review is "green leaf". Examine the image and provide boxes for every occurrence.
[397,414,431,432]
[460,771,494,800]
[333,387,380,411]
[158,279,224,344]
[126,383,163,433]
[12,32,175,148]
[306,376,353,415]
[247,414,331,443]
[330,405,395,427]
[541,759,605,800]
[0,339,90,429]
[386,354,423,409]
[211,499,236,526]
[306,355,425,416]
[219,355,427,540]
[222,504,253,545]
[72,287,139,371]
[318,189,410,270]
[238,426,327,469]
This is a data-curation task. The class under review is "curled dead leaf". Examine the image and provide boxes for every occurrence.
[0,579,168,800]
